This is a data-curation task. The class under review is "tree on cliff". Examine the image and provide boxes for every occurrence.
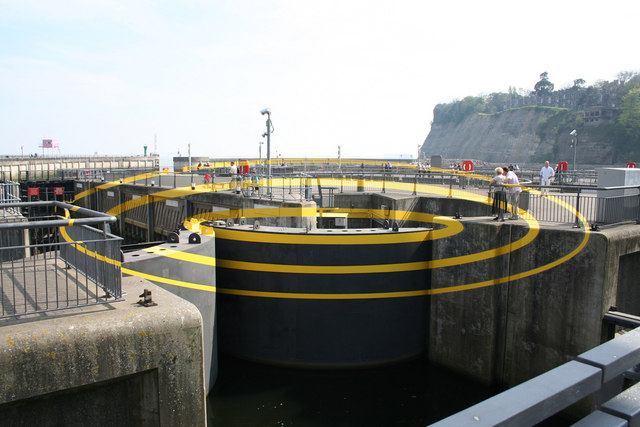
[618,87,640,144]
[573,78,586,88]
[618,71,636,85]
[534,72,554,95]
[432,96,486,125]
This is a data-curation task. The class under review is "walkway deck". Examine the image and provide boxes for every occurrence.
[1,254,112,319]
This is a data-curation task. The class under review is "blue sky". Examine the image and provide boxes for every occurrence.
[1,0,638,159]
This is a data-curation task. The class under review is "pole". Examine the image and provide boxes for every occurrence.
[188,143,193,187]
[266,113,271,192]
[573,134,578,172]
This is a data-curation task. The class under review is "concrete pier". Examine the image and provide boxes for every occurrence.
[0,276,207,426]
[0,155,159,181]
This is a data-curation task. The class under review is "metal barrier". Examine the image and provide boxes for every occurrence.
[0,181,21,218]
[85,168,640,226]
[431,326,640,426]
[0,201,121,318]
[491,185,640,226]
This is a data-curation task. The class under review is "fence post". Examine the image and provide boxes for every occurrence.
[574,188,582,228]
[637,186,640,224]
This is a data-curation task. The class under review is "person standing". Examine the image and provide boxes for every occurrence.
[540,161,555,195]
[229,161,238,175]
[490,167,506,221]
[505,166,522,220]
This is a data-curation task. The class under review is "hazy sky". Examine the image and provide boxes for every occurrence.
[1,0,638,160]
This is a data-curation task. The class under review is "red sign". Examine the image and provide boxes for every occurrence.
[28,187,40,196]
[54,187,64,195]
[462,160,474,172]
[627,162,636,168]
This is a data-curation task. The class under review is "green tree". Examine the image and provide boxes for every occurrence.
[534,71,554,95]
[618,87,640,142]
[573,78,586,88]
[432,96,487,125]
[486,92,509,113]
[618,71,637,85]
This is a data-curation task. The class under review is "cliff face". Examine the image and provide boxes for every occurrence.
[422,107,615,165]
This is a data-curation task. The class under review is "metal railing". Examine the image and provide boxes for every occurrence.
[490,184,640,227]
[0,201,122,319]
[431,324,640,426]
[0,181,21,218]
[76,168,640,226]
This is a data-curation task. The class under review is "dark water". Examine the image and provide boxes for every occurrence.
[207,354,503,427]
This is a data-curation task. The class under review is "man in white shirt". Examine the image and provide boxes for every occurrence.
[540,161,555,195]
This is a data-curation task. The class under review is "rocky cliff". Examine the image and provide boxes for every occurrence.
[421,106,615,166]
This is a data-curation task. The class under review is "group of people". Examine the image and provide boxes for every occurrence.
[490,165,522,221]
[490,160,557,220]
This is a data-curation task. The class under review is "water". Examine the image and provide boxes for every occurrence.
[208,354,502,427]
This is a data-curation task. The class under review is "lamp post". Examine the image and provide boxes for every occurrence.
[260,109,272,189]
[258,140,264,174]
[570,129,577,171]
[338,145,342,171]
[188,143,193,188]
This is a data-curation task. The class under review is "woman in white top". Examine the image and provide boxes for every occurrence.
[490,167,506,221]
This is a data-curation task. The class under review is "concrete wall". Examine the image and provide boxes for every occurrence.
[600,224,640,317]
[0,156,159,181]
[0,277,206,426]
[429,219,637,388]
[123,232,218,393]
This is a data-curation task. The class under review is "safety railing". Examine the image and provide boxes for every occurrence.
[0,201,121,318]
[490,184,640,227]
[0,181,21,218]
[430,324,640,426]
[77,168,640,226]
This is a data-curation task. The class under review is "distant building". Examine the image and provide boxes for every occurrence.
[583,107,615,126]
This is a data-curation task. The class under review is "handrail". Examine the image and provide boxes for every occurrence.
[431,327,640,426]
[0,202,122,318]
[0,201,116,230]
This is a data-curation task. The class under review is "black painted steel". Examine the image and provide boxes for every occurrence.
[214,226,432,368]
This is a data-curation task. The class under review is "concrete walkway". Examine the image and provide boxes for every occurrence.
[1,253,111,319]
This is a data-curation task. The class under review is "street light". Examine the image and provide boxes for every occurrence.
[570,129,577,171]
[261,108,273,192]
[188,143,193,188]
[258,139,264,173]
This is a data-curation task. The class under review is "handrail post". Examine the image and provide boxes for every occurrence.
[637,185,640,224]
[574,187,582,228]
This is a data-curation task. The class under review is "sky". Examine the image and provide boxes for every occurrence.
[0,0,638,160]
